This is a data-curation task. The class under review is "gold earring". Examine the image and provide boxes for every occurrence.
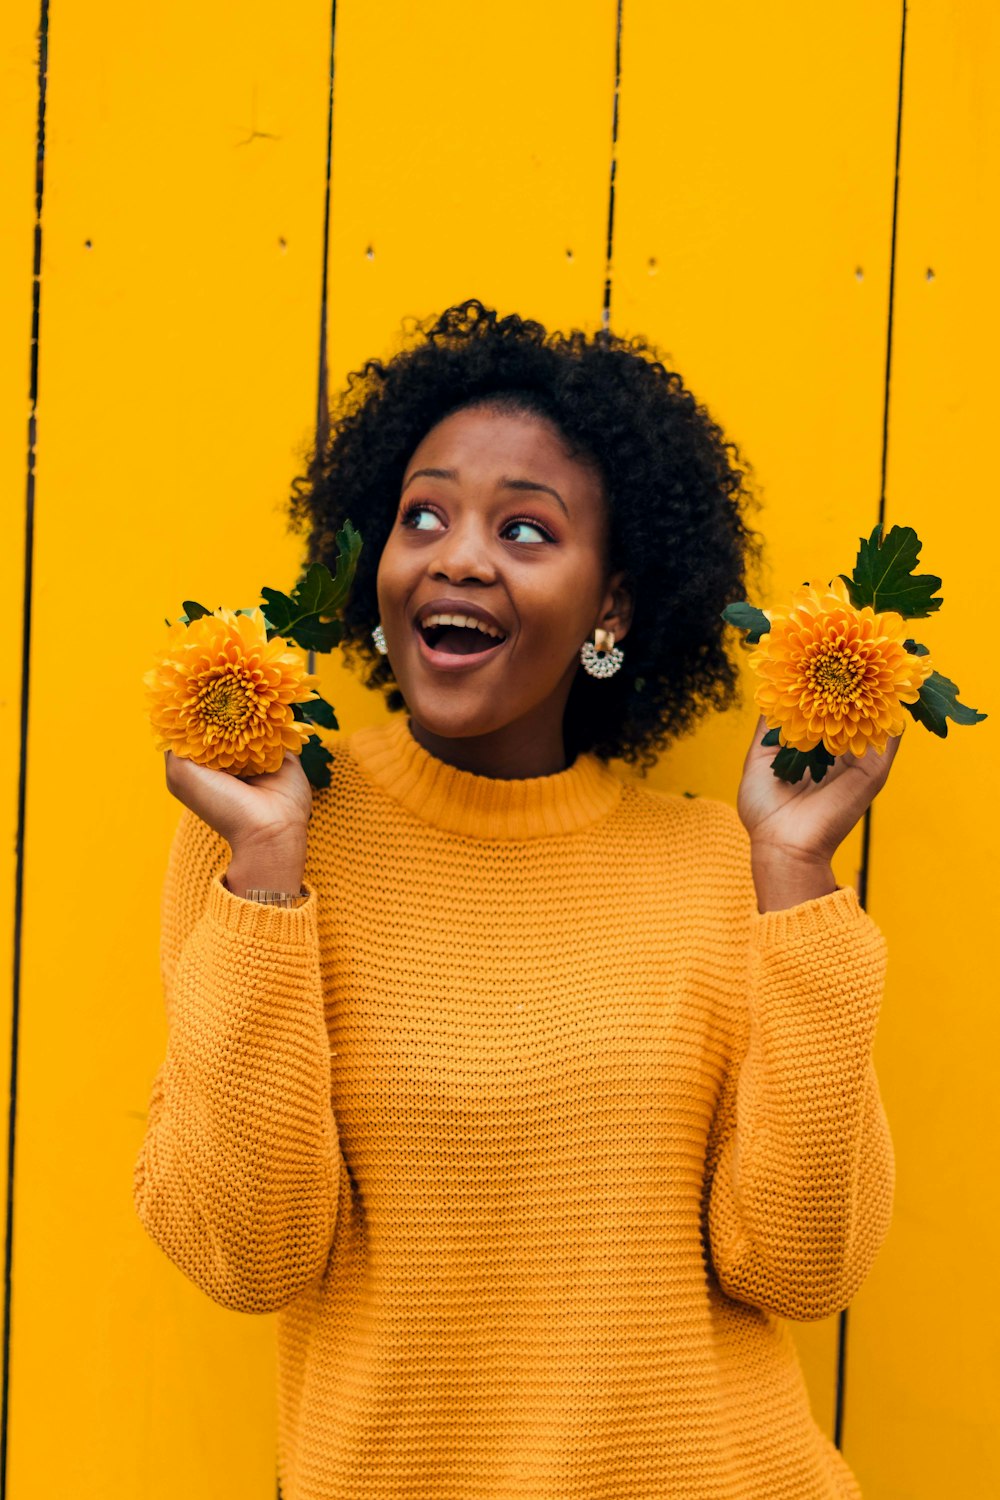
[580,627,624,679]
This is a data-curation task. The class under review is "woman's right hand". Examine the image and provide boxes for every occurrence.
[164,749,314,892]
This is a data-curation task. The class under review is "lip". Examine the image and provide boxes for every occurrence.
[413,597,509,636]
[410,596,510,674]
[412,618,508,673]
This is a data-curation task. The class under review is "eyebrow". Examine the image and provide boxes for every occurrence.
[401,467,569,517]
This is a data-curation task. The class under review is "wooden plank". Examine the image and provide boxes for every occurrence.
[609,0,903,1459]
[0,1,44,1474]
[313,0,621,745]
[11,3,332,1494]
[848,4,1000,1494]
[326,0,618,370]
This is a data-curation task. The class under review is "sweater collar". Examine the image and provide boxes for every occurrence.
[348,714,622,840]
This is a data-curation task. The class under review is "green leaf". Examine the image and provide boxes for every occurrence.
[260,601,344,652]
[299,734,334,789]
[260,521,363,652]
[903,638,930,655]
[178,600,213,624]
[721,601,771,643]
[903,670,987,737]
[291,694,339,730]
[760,724,836,780]
[324,519,364,613]
[257,587,295,630]
[838,523,943,618]
[770,742,837,784]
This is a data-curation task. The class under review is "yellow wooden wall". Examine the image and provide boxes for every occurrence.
[2,1,996,1495]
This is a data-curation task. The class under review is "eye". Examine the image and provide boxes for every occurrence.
[502,518,553,545]
[400,503,442,531]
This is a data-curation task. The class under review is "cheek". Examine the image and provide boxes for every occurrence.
[535,553,604,622]
[518,579,600,658]
[375,540,406,611]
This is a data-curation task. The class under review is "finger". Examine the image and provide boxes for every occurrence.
[746,713,764,745]
[870,730,903,777]
[746,714,775,760]
[836,735,900,796]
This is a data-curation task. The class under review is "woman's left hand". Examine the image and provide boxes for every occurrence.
[737,713,904,865]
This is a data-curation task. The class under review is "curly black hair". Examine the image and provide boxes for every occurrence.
[287,299,766,773]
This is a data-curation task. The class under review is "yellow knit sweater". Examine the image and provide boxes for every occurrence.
[134,713,894,1499]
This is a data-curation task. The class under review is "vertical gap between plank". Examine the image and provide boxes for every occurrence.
[3,2,50,1495]
[289,0,339,1467]
[305,0,339,691]
[602,0,624,329]
[838,0,908,1457]
[315,0,338,459]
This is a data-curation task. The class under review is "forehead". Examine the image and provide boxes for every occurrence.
[406,406,603,498]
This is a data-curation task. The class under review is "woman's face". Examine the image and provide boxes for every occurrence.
[375,404,632,767]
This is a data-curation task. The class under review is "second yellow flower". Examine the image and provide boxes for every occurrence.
[748,577,933,758]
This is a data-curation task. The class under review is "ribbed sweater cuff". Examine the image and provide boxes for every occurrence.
[749,882,869,949]
[206,873,318,945]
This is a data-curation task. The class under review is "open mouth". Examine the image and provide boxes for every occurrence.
[414,614,509,665]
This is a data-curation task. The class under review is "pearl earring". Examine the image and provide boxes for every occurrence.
[580,627,624,679]
[372,623,389,655]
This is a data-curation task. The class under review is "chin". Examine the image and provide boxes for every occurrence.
[394,680,515,741]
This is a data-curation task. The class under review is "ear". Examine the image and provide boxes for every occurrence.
[596,569,634,645]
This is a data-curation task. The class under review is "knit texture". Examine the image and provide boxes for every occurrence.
[134,713,894,1499]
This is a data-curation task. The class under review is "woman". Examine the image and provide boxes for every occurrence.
[135,301,898,1498]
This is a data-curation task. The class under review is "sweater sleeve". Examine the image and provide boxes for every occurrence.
[133,807,342,1314]
[704,822,895,1323]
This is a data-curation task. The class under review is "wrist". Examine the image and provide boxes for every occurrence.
[226,832,307,899]
[750,843,839,914]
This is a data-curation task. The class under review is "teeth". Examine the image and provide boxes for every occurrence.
[420,612,505,640]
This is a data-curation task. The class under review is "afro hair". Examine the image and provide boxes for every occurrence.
[287,299,766,772]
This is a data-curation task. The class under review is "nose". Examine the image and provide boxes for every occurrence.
[427,517,497,586]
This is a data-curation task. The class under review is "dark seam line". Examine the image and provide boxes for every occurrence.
[290,4,340,1464]
[876,0,909,534]
[315,0,338,457]
[835,0,908,1459]
[306,0,338,689]
[3,1,49,1494]
[834,1305,850,1451]
[285,11,337,1472]
[601,0,624,329]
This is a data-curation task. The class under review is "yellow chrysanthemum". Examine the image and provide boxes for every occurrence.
[747,576,934,758]
[144,606,322,776]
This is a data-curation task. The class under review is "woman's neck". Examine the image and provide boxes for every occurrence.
[347,714,622,840]
[406,711,569,780]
